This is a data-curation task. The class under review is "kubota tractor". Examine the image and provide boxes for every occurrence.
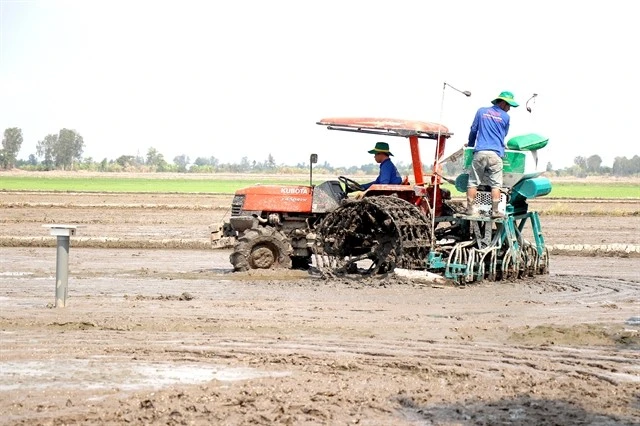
[223,169,345,271]
[217,116,551,283]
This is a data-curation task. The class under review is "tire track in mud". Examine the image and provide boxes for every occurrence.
[184,273,629,382]
[4,329,637,387]
[194,338,640,386]
[7,329,636,426]
[4,333,637,426]
[2,271,638,425]
[537,275,640,303]
[3,276,637,371]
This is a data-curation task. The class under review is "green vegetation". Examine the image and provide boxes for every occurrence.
[0,176,311,194]
[1,175,638,199]
[538,182,640,199]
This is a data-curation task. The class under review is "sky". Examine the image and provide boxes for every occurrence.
[1,0,638,171]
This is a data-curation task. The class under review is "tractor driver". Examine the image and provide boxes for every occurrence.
[360,142,403,190]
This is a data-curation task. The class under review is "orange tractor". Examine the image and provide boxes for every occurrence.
[216,117,551,282]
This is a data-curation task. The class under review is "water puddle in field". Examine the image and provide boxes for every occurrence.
[625,317,640,326]
[0,358,291,391]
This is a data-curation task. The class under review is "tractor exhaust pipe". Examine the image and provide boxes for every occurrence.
[309,153,318,187]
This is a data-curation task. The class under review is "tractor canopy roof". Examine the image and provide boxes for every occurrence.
[317,117,452,140]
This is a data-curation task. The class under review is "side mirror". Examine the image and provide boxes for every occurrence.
[310,153,318,164]
[526,93,538,113]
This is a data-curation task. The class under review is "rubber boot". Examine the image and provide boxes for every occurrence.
[466,197,479,216]
[491,201,505,219]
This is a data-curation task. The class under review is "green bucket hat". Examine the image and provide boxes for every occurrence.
[368,142,393,156]
[491,91,519,107]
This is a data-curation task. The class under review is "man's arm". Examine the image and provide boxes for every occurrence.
[503,114,510,143]
[468,109,480,147]
[468,129,477,147]
[361,162,389,190]
[361,175,380,190]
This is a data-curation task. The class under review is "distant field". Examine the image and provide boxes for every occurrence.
[519,182,639,199]
[1,174,638,199]
[0,176,310,194]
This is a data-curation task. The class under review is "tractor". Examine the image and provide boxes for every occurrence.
[216,117,551,283]
[221,164,345,272]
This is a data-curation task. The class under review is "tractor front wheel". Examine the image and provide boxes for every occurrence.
[230,226,293,271]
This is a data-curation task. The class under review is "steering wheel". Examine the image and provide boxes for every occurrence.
[338,176,365,194]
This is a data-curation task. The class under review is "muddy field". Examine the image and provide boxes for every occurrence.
[1,191,639,425]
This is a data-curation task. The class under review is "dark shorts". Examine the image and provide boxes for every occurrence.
[467,150,503,188]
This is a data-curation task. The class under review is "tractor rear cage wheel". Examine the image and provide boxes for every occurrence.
[314,196,432,277]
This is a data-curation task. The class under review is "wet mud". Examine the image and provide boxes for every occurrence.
[0,191,639,425]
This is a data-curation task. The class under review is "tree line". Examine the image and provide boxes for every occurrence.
[547,155,640,178]
[2,127,640,176]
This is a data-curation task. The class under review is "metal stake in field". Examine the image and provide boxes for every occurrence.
[43,225,79,308]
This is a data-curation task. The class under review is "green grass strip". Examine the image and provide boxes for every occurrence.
[1,176,639,198]
[0,176,311,194]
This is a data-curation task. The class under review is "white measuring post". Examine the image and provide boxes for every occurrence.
[43,225,79,308]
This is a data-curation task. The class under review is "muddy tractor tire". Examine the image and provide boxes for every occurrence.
[230,226,293,272]
[314,196,432,275]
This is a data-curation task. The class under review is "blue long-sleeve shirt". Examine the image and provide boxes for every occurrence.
[468,104,510,158]
[362,158,402,190]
